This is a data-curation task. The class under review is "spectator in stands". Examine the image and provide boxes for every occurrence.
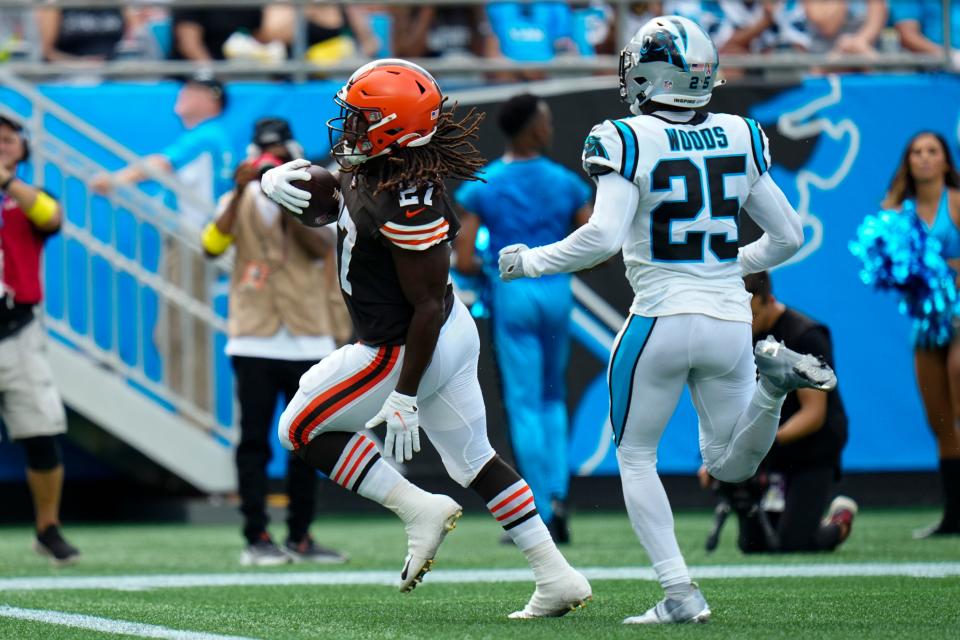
[0,7,39,61]
[573,2,615,56]
[699,271,855,554]
[171,6,264,61]
[620,2,663,42]
[201,118,348,566]
[0,115,79,566]
[454,94,592,544]
[36,5,126,62]
[90,72,233,418]
[485,2,583,81]
[617,1,780,62]
[882,132,960,538]
[892,0,960,65]
[486,3,579,63]
[115,4,171,60]
[259,4,381,63]
[391,6,494,60]
[708,1,784,55]
[797,0,888,56]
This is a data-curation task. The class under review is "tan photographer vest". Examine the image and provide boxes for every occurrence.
[223,186,350,344]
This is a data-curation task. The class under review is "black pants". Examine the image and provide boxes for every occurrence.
[232,356,317,545]
[738,467,843,553]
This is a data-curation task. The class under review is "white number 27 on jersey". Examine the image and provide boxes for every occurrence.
[398,185,434,207]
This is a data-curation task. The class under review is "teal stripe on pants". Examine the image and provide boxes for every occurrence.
[608,315,657,446]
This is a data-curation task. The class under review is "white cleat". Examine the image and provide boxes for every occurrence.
[399,494,462,593]
[623,584,711,624]
[508,569,592,619]
[754,335,837,393]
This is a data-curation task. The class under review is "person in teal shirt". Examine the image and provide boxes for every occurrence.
[91,71,233,230]
[893,0,960,62]
[455,93,591,543]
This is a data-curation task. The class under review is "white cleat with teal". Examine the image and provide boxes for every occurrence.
[623,585,711,624]
[754,335,837,393]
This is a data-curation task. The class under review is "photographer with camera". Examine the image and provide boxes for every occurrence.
[202,117,346,566]
[701,271,856,554]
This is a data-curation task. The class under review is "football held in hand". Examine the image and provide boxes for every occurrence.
[290,165,340,227]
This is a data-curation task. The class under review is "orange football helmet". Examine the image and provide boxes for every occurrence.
[327,59,443,167]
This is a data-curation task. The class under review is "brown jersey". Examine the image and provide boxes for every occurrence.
[336,172,459,346]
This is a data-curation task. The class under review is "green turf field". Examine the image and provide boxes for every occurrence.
[1,509,957,639]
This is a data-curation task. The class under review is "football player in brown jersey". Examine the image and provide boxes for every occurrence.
[260,59,591,618]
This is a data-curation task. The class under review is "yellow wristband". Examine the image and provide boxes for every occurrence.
[25,191,58,227]
[202,221,234,255]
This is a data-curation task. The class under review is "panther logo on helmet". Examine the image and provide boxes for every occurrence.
[327,59,443,168]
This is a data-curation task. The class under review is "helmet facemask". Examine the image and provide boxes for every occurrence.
[619,48,654,116]
[327,96,387,167]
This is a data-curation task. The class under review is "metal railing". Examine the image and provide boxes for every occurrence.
[0,0,954,79]
[0,70,234,442]
[0,51,950,80]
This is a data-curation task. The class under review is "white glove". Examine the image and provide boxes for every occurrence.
[498,243,530,281]
[260,158,312,214]
[365,391,421,462]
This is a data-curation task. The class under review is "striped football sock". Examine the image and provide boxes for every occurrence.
[296,431,402,503]
[470,455,551,551]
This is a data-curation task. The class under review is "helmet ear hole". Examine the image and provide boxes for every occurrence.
[634,77,648,86]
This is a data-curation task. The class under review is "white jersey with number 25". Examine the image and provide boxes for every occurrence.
[581,111,785,324]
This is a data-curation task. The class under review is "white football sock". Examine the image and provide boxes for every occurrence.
[380,478,433,521]
[523,539,574,586]
[617,445,692,594]
[355,458,406,505]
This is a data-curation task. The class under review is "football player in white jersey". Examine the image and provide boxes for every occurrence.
[498,16,837,624]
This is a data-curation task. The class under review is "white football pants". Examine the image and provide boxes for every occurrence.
[609,313,784,590]
[278,298,496,487]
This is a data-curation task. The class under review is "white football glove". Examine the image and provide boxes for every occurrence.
[365,391,421,462]
[498,243,530,281]
[260,158,312,214]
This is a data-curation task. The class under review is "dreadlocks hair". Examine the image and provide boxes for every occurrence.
[354,99,486,195]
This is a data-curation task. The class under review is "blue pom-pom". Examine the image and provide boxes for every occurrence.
[849,201,958,347]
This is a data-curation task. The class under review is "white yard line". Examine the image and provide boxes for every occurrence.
[0,605,260,640]
[1,562,958,593]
